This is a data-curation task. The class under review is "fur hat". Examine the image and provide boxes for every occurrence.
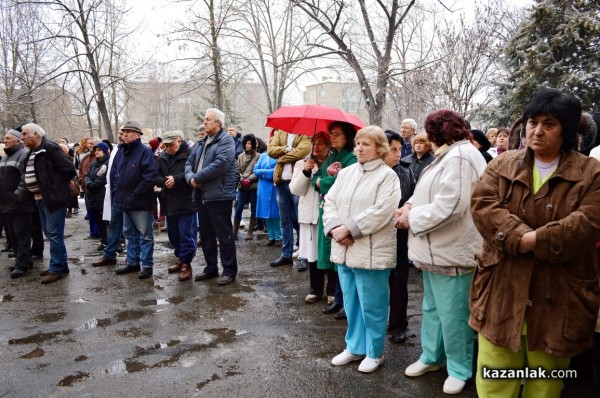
[471,129,491,152]
[121,120,143,134]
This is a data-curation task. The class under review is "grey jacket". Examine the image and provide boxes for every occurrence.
[185,129,239,202]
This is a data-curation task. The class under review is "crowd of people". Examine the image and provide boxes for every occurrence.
[1,87,600,396]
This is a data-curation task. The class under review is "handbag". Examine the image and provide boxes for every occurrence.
[69,180,80,197]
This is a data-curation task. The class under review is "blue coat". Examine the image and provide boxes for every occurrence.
[253,152,279,219]
[110,138,158,211]
[184,129,238,203]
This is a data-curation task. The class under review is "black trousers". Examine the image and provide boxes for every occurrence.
[31,199,44,257]
[309,261,337,297]
[197,199,237,277]
[91,209,108,245]
[4,212,32,271]
[388,232,409,333]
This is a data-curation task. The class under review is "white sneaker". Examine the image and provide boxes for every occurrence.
[358,356,384,373]
[443,376,466,394]
[404,360,442,377]
[331,349,364,366]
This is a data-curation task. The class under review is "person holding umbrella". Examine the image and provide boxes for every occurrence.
[313,121,357,320]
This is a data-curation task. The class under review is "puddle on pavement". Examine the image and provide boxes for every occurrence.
[76,318,111,331]
[9,330,73,345]
[115,309,153,322]
[58,371,89,386]
[1,294,14,302]
[38,312,67,323]
[74,355,87,362]
[138,296,185,306]
[206,328,237,340]
[197,373,221,390]
[20,348,45,358]
[202,294,247,312]
[89,286,108,293]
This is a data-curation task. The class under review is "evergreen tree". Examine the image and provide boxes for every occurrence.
[495,0,600,126]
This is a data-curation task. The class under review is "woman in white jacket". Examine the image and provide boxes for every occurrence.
[289,132,335,303]
[323,125,401,373]
[395,109,487,394]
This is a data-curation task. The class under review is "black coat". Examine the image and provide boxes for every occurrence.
[393,160,416,248]
[0,144,33,213]
[16,137,77,212]
[84,154,109,211]
[404,151,435,182]
[157,145,196,216]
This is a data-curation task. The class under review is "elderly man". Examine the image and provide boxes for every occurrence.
[16,123,77,284]
[111,121,158,279]
[157,131,197,282]
[0,129,34,278]
[227,125,243,158]
[185,108,239,285]
[400,118,418,158]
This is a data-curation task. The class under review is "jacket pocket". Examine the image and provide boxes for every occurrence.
[469,252,498,325]
[562,275,600,342]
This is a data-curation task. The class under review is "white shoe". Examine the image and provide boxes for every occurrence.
[327,296,335,305]
[292,250,299,258]
[443,376,466,394]
[304,294,320,303]
[405,360,442,377]
[358,356,384,373]
[331,349,364,366]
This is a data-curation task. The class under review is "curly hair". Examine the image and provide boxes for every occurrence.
[424,110,471,147]
[242,133,257,151]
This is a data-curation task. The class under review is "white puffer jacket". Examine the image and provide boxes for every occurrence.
[407,140,486,267]
[289,156,320,225]
[323,158,401,270]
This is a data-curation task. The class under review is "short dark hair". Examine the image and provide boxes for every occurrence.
[242,133,257,150]
[522,87,581,152]
[424,109,471,147]
[329,121,357,152]
[384,129,404,145]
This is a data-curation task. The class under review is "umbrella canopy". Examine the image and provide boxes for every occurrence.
[265,104,365,136]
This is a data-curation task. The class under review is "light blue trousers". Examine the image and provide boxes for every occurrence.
[337,263,391,359]
[419,270,474,381]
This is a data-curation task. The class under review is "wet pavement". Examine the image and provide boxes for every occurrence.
[0,204,596,397]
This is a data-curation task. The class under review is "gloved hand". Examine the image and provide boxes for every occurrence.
[241,178,251,188]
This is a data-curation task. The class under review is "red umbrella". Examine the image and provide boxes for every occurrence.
[265,104,365,136]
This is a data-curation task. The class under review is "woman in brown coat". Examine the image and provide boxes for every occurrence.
[470,88,600,397]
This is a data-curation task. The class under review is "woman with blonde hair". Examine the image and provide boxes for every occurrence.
[403,132,435,181]
[324,125,401,373]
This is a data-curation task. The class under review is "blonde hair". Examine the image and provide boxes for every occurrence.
[355,125,389,159]
[485,128,498,140]
[412,132,432,153]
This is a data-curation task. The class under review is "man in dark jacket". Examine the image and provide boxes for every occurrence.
[110,120,158,279]
[185,108,239,285]
[227,125,244,159]
[157,131,197,282]
[0,129,34,278]
[17,123,77,284]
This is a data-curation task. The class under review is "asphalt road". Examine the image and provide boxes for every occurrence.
[0,204,596,397]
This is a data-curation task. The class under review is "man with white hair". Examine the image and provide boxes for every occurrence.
[0,129,34,278]
[400,118,418,158]
[185,108,239,285]
[16,123,77,284]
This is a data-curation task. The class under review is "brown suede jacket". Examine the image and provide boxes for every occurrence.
[267,130,311,185]
[470,148,600,358]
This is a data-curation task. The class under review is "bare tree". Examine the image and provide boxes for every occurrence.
[293,0,417,125]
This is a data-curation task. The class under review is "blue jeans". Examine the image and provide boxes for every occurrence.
[104,198,125,260]
[37,200,68,273]
[122,210,154,269]
[234,189,257,220]
[87,209,99,237]
[276,182,298,258]
[166,213,197,264]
